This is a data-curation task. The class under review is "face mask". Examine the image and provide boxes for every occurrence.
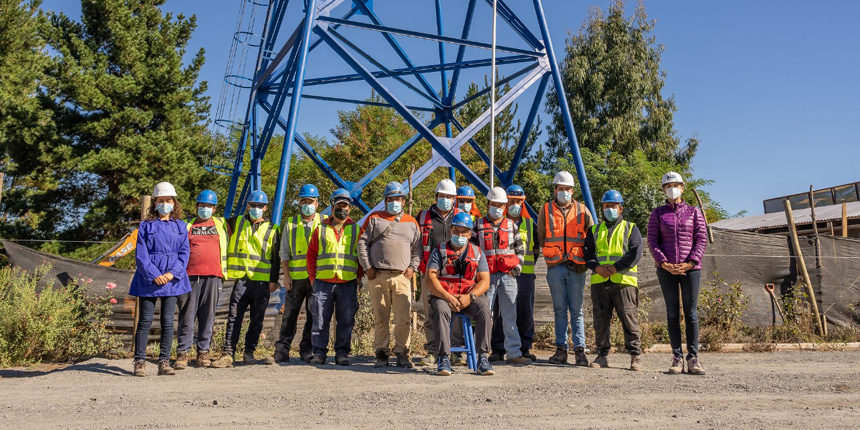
[334,208,350,220]
[248,207,264,220]
[556,190,572,204]
[156,203,173,216]
[437,197,453,211]
[197,207,214,220]
[300,204,316,217]
[451,234,469,248]
[458,202,472,212]
[507,204,522,218]
[665,186,683,200]
[489,206,504,220]
[603,208,619,222]
[386,201,402,215]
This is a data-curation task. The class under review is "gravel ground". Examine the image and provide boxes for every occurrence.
[1,351,858,429]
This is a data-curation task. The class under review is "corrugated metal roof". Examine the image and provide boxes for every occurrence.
[711,200,860,231]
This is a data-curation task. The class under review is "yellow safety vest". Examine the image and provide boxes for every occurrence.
[517,218,536,275]
[227,215,278,282]
[590,220,638,287]
[185,216,230,280]
[285,213,326,280]
[315,222,360,281]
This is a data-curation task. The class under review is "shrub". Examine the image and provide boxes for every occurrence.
[0,264,121,367]
[698,275,749,351]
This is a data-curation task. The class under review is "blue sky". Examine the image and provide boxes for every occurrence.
[40,0,860,216]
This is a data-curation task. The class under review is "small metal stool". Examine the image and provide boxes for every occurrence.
[450,312,477,370]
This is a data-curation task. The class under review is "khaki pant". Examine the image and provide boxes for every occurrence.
[369,270,412,355]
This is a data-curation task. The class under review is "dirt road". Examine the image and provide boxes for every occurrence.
[1,351,858,429]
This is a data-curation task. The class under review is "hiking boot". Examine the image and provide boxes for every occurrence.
[488,351,505,362]
[522,350,538,361]
[133,359,146,377]
[262,355,276,365]
[309,354,326,365]
[242,352,259,365]
[630,355,642,371]
[300,352,314,363]
[548,346,568,364]
[574,347,589,367]
[506,356,533,366]
[196,351,212,368]
[335,354,350,366]
[668,356,683,374]
[158,360,175,376]
[477,357,495,376]
[374,351,390,368]
[419,353,437,367]
[273,349,290,363]
[395,353,414,369]
[590,355,609,368]
[210,354,234,368]
[687,357,705,375]
[451,352,468,367]
[173,351,188,370]
[436,356,453,376]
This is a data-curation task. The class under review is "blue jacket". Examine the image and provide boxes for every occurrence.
[129,218,192,297]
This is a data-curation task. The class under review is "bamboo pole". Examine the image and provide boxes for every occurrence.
[132,195,152,340]
[807,186,826,336]
[842,203,849,238]
[692,189,714,244]
[783,199,824,335]
[408,165,418,333]
[0,172,4,209]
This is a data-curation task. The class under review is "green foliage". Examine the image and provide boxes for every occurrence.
[698,273,750,350]
[0,264,121,366]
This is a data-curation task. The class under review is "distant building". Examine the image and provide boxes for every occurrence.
[762,181,860,214]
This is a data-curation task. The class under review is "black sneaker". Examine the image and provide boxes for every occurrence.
[300,352,314,363]
[309,354,326,365]
[548,346,568,364]
[335,354,350,366]
[374,351,389,368]
[437,355,453,376]
[574,347,589,367]
[477,357,495,376]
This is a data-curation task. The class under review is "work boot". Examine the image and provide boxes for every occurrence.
[451,352,468,366]
[477,357,495,376]
[210,354,234,368]
[242,352,274,365]
[300,351,314,363]
[488,351,505,362]
[687,357,705,375]
[273,349,290,363]
[374,351,390,368]
[522,350,538,361]
[196,351,212,368]
[419,353,437,367]
[309,354,326,365]
[436,355,453,376]
[574,347,589,367]
[158,360,175,376]
[506,356,533,365]
[395,353,414,369]
[590,355,609,368]
[335,354,350,366]
[667,356,683,375]
[630,355,642,371]
[548,346,568,364]
[133,359,146,377]
[173,351,188,370]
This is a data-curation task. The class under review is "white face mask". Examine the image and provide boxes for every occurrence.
[507,204,522,218]
[665,186,683,200]
[457,202,472,212]
[556,190,572,204]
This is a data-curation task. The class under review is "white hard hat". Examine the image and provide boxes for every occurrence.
[152,182,177,198]
[487,186,508,204]
[553,171,575,187]
[661,171,685,186]
[436,179,457,195]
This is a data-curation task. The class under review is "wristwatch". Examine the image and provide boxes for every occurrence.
[469,292,477,302]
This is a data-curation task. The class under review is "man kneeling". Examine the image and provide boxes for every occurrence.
[426,212,494,376]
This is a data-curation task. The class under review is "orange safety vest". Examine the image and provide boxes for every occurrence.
[418,207,464,273]
[476,216,520,274]
[436,242,481,296]
[542,200,588,265]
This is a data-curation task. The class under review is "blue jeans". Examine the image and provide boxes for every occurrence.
[546,265,586,349]
[656,268,701,359]
[311,280,359,357]
[485,272,522,358]
[277,286,287,310]
[491,274,536,354]
[133,296,178,361]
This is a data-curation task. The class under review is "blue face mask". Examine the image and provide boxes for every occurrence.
[437,197,453,211]
[556,191,572,204]
[603,208,619,221]
[489,206,504,220]
[451,234,469,248]
[386,201,402,215]
[156,203,173,216]
[197,207,214,220]
[507,204,522,218]
[458,202,472,212]
[300,203,316,217]
[249,207,264,220]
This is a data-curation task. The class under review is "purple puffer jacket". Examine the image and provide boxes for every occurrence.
[647,201,707,270]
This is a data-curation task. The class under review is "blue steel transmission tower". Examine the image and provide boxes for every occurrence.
[212,0,595,225]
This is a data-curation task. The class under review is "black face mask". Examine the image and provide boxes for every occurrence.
[453,253,469,277]
[334,208,350,220]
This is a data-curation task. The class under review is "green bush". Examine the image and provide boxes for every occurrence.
[0,264,121,367]
[698,274,749,351]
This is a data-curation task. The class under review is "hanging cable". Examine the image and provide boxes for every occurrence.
[489,0,498,189]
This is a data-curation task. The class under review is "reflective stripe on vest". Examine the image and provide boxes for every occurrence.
[418,207,464,273]
[226,216,277,281]
[185,216,230,280]
[476,217,521,274]
[590,220,638,287]
[315,223,360,281]
[542,201,587,265]
[518,218,536,275]
[286,213,326,280]
[436,242,480,296]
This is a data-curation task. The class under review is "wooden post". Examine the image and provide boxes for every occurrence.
[407,165,418,332]
[0,172,4,209]
[692,189,714,244]
[132,195,152,340]
[807,186,826,336]
[842,203,849,238]
[828,221,835,236]
[783,199,824,335]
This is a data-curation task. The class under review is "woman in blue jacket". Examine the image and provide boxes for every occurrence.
[131,182,191,376]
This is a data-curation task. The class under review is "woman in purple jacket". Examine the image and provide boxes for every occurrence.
[131,182,191,377]
[647,172,707,376]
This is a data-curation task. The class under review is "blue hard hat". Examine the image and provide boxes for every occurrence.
[456,185,475,198]
[384,182,406,198]
[330,188,352,205]
[196,189,218,205]
[506,185,525,197]
[299,184,320,199]
[601,189,624,204]
[451,212,474,229]
[248,190,269,204]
